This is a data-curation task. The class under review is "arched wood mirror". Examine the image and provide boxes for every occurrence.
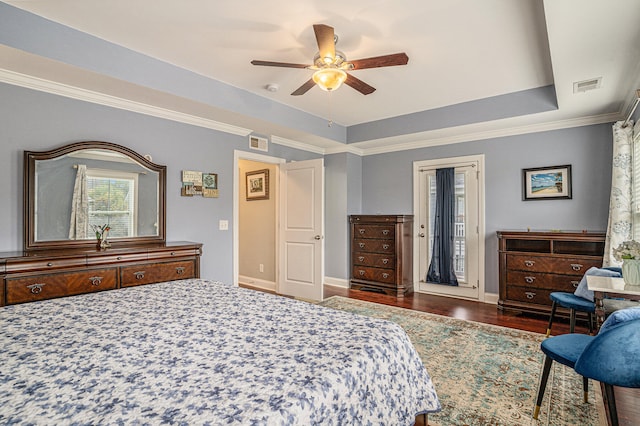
[24,141,166,251]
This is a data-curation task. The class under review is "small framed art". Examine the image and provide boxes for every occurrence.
[246,169,269,200]
[522,164,572,201]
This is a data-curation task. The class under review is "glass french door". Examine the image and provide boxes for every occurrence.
[417,160,481,299]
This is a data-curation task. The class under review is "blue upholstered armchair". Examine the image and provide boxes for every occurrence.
[533,307,640,425]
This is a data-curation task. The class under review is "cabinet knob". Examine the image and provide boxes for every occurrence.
[524,260,535,267]
[359,242,365,248]
[382,273,389,279]
[134,271,146,279]
[382,259,389,265]
[27,283,46,294]
[382,244,390,250]
[359,270,365,276]
[382,230,389,235]
[358,256,365,262]
[359,229,365,234]
[525,291,536,299]
[524,276,535,284]
[571,280,580,288]
[89,276,103,286]
[571,263,583,271]
[176,266,186,275]
[47,262,53,267]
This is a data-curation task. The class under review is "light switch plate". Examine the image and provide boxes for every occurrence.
[219,220,229,231]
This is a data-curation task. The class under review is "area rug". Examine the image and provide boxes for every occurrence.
[318,296,606,426]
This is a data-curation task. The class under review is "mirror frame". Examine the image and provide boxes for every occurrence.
[24,141,166,251]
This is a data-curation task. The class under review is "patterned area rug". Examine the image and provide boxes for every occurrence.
[318,296,606,426]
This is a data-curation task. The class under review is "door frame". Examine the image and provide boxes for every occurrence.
[412,154,486,301]
[233,150,286,288]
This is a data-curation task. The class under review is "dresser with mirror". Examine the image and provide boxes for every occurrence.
[0,141,202,307]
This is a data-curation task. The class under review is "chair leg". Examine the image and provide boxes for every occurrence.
[582,376,589,403]
[604,384,619,426]
[546,301,557,337]
[533,356,553,419]
[570,308,576,333]
[588,312,594,335]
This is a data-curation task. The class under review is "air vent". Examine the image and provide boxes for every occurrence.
[573,77,602,93]
[249,135,268,152]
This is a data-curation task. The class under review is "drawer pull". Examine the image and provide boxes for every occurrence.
[47,262,53,267]
[171,252,176,256]
[382,244,390,250]
[359,242,365,248]
[525,291,536,300]
[26,283,46,294]
[571,280,580,288]
[358,256,365,262]
[524,260,535,267]
[359,270,365,276]
[89,276,103,286]
[175,266,186,275]
[134,271,146,280]
[524,276,535,284]
[359,229,365,234]
[382,230,390,235]
[117,256,122,260]
[382,259,389,265]
[382,273,390,279]
[571,263,583,272]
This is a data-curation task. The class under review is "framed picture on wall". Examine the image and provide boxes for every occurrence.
[522,164,572,201]
[246,169,269,200]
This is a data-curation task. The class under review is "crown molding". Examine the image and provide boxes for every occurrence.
[0,68,252,137]
[269,135,327,155]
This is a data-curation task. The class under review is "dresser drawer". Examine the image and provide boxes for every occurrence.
[506,270,583,291]
[506,286,553,307]
[121,260,195,287]
[352,266,396,284]
[353,252,395,268]
[5,268,117,305]
[353,225,395,240]
[6,256,87,273]
[506,254,600,275]
[353,239,395,254]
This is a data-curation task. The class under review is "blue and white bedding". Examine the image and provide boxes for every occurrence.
[1,279,440,425]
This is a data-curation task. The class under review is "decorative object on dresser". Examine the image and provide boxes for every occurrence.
[498,230,605,316]
[0,141,202,308]
[349,215,413,297]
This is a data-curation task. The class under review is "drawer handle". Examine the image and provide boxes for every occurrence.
[171,252,176,256]
[89,276,103,286]
[525,291,536,300]
[524,260,535,267]
[359,270,365,276]
[571,263,583,271]
[571,280,580,288]
[359,242,365,248]
[47,262,53,267]
[382,259,389,265]
[26,283,46,294]
[134,271,146,280]
[176,266,186,275]
[359,229,365,234]
[382,273,389,279]
[382,244,390,250]
[382,230,389,235]
[524,276,535,284]
[358,256,365,262]
[117,256,122,260]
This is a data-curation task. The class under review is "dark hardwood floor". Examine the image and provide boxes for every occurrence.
[321,286,639,426]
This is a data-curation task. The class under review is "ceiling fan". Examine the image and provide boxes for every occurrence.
[251,24,409,96]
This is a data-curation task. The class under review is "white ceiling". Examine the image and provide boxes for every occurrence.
[3,0,640,150]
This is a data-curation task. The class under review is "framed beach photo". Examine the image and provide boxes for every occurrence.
[522,165,572,201]
[246,169,269,200]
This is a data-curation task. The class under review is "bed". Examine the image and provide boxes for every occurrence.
[1,279,440,424]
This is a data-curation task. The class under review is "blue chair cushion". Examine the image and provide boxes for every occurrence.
[575,318,640,388]
[573,266,621,302]
[599,306,640,334]
[550,292,595,312]
[541,333,594,368]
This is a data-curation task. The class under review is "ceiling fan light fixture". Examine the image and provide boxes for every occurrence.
[312,68,347,92]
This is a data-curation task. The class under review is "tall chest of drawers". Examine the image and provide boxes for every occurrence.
[497,230,605,315]
[349,215,414,297]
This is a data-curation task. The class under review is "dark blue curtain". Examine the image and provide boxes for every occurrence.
[426,167,459,286]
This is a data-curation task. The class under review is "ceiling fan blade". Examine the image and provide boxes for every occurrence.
[349,53,409,70]
[251,60,310,69]
[345,73,376,95]
[291,79,317,96]
[313,24,336,62]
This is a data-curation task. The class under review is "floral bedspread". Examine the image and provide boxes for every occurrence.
[0,279,439,425]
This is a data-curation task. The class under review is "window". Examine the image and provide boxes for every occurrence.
[86,169,138,238]
[634,127,640,241]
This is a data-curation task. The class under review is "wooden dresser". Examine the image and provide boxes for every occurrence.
[349,215,413,297]
[497,230,605,315]
[0,241,202,307]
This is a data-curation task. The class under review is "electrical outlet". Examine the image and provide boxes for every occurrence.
[219,220,228,231]
[259,264,264,273]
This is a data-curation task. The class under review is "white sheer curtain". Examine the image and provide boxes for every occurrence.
[68,164,89,239]
[603,121,634,266]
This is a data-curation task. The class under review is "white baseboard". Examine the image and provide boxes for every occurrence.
[324,276,349,288]
[238,275,276,292]
[483,292,499,305]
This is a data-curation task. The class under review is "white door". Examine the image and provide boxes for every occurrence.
[278,158,324,301]
[414,156,484,300]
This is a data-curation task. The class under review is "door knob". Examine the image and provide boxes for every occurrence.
[419,233,425,237]
[314,235,322,240]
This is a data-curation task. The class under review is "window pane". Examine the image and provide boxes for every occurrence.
[87,176,134,238]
